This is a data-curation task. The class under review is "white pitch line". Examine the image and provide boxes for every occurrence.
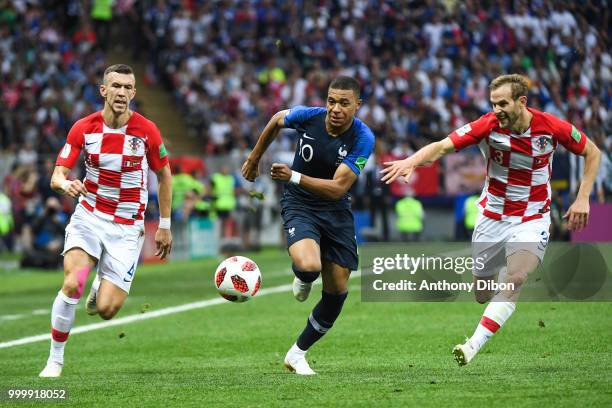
[0,314,25,321]
[0,267,296,323]
[0,269,364,350]
[0,283,295,350]
[0,308,49,321]
[0,285,291,349]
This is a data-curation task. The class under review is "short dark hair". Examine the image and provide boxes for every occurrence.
[103,64,134,84]
[329,76,361,98]
[104,64,134,76]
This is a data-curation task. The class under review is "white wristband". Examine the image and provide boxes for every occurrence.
[289,170,302,185]
[60,180,72,192]
[159,217,171,229]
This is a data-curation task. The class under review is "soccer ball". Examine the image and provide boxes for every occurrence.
[214,256,261,302]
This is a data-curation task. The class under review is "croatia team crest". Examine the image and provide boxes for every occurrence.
[536,136,548,152]
[128,138,141,154]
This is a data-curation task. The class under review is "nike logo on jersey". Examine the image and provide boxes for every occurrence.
[85,141,96,146]
[302,133,315,140]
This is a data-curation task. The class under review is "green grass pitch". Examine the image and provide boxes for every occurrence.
[1,248,611,407]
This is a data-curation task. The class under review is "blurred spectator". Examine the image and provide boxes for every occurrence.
[6,165,40,249]
[212,165,237,215]
[550,191,570,241]
[171,166,205,221]
[463,194,480,238]
[363,141,393,241]
[238,177,269,252]
[90,0,113,51]
[0,185,13,251]
[20,196,67,269]
[395,193,424,242]
[37,157,60,201]
[211,165,238,238]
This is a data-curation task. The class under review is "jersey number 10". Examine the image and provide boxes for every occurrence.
[299,138,313,162]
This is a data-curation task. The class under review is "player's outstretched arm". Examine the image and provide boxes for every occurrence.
[270,162,357,200]
[242,110,289,182]
[380,137,455,184]
[155,164,173,259]
[565,138,601,231]
[50,165,88,199]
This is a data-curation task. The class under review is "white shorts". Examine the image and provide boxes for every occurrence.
[471,212,550,278]
[62,205,145,293]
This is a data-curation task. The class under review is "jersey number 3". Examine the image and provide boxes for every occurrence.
[299,138,313,162]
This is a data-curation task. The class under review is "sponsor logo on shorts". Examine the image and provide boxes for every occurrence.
[288,227,295,238]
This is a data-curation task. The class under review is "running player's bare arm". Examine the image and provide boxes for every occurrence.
[565,138,601,231]
[380,138,455,184]
[50,166,88,198]
[154,164,173,259]
[270,162,357,200]
[241,110,289,182]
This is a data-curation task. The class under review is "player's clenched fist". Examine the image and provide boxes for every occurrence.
[61,179,88,198]
[241,157,260,182]
[270,163,291,182]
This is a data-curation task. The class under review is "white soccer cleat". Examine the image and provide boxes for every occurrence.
[292,277,312,302]
[285,353,316,375]
[284,344,316,375]
[39,361,63,378]
[85,287,98,316]
[452,339,478,366]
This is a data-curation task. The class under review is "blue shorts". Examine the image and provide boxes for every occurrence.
[281,203,358,271]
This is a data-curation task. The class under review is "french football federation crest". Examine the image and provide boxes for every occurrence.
[335,144,348,166]
[128,138,141,154]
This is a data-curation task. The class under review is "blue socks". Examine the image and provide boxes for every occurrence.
[296,291,348,350]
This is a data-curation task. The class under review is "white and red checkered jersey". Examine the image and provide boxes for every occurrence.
[449,108,587,223]
[56,111,169,226]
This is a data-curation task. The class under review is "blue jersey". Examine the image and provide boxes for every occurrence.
[282,105,375,210]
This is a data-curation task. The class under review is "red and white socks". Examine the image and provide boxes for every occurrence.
[48,290,79,365]
[469,294,516,351]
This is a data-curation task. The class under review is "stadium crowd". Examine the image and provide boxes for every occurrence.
[0,0,610,259]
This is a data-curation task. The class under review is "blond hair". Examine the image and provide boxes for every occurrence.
[489,74,530,100]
